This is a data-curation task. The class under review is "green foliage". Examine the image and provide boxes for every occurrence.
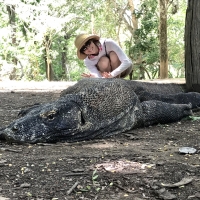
[126,0,186,80]
[167,1,186,78]
[127,0,159,79]
[189,116,200,121]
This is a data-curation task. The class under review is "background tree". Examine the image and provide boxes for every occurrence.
[185,0,200,92]
[159,0,168,79]
[6,4,17,66]
[127,0,185,80]
[127,0,160,79]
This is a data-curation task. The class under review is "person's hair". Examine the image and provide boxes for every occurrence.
[80,39,100,54]
[92,39,100,46]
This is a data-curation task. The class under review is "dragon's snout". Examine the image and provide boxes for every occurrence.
[0,127,25,144]
[0,127,6,140]
[0,124,22,142]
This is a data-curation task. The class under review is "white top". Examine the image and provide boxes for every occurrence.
[84,38,132,78]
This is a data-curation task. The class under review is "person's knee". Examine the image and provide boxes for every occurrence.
[97,56,110,72]
[109,51,121,68]
[109,51,117,58]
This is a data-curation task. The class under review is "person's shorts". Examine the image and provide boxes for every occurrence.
[120,64,133,78]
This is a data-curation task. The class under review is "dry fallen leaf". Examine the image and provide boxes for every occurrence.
[161,177,193,188]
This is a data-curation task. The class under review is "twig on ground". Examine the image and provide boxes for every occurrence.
[0,148,22,153]
[113,183,136,193]
[67,181,79,195]
[65,173,89,176]
[94,195,98,200]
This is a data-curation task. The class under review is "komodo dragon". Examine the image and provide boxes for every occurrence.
[0,78,200,144]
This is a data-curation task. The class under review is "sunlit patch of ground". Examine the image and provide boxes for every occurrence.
[0,78,185,92]
[95,159,154,174]
[0,80,76,92]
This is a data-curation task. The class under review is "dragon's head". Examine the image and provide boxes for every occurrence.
[0,99,87,143]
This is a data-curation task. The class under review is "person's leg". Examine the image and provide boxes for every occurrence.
[97,52,132,78]
[109,51,133,78]
[109,51,121,71]
[97,51,120,73]
[97,56,111,73]
[120,65,133,78]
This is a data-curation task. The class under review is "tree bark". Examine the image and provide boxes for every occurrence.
[7,5,17,65]
[44,35,54,81]
[185,0,200,92]
[126,0,139,80]
[159,0,168,79]
[127,0,138,30]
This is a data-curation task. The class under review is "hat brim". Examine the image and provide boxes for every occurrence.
[77,35,100,60]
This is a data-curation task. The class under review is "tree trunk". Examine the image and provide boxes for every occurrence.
[62,34,72,80]
[185,0,200,92]
[127,0,138,30]
[126,0,139,80]
[159,0,168,79]
[44,35,54,81]
[7,5,17,65]
[61,49,71,81]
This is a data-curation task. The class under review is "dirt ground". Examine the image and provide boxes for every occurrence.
[0,81,200,200]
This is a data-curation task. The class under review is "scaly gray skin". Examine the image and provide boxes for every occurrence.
[0,78,199,144]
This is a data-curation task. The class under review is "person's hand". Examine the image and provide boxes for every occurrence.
[81,73,95,78]
[102,72,113,78]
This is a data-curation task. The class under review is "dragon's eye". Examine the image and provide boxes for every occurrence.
[81,112,85,125]
[48,114,55,120]
[40,110,57,120]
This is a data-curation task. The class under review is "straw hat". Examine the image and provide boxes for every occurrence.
[75,33,100,60]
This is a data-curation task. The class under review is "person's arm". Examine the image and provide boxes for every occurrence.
[105,39,132,78]
[84,60,102,78]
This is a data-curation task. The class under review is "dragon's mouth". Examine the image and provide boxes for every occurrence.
[0,127,6,140]
[1,127,63,144]
[0,128,32,144]
[0,129,25,144]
